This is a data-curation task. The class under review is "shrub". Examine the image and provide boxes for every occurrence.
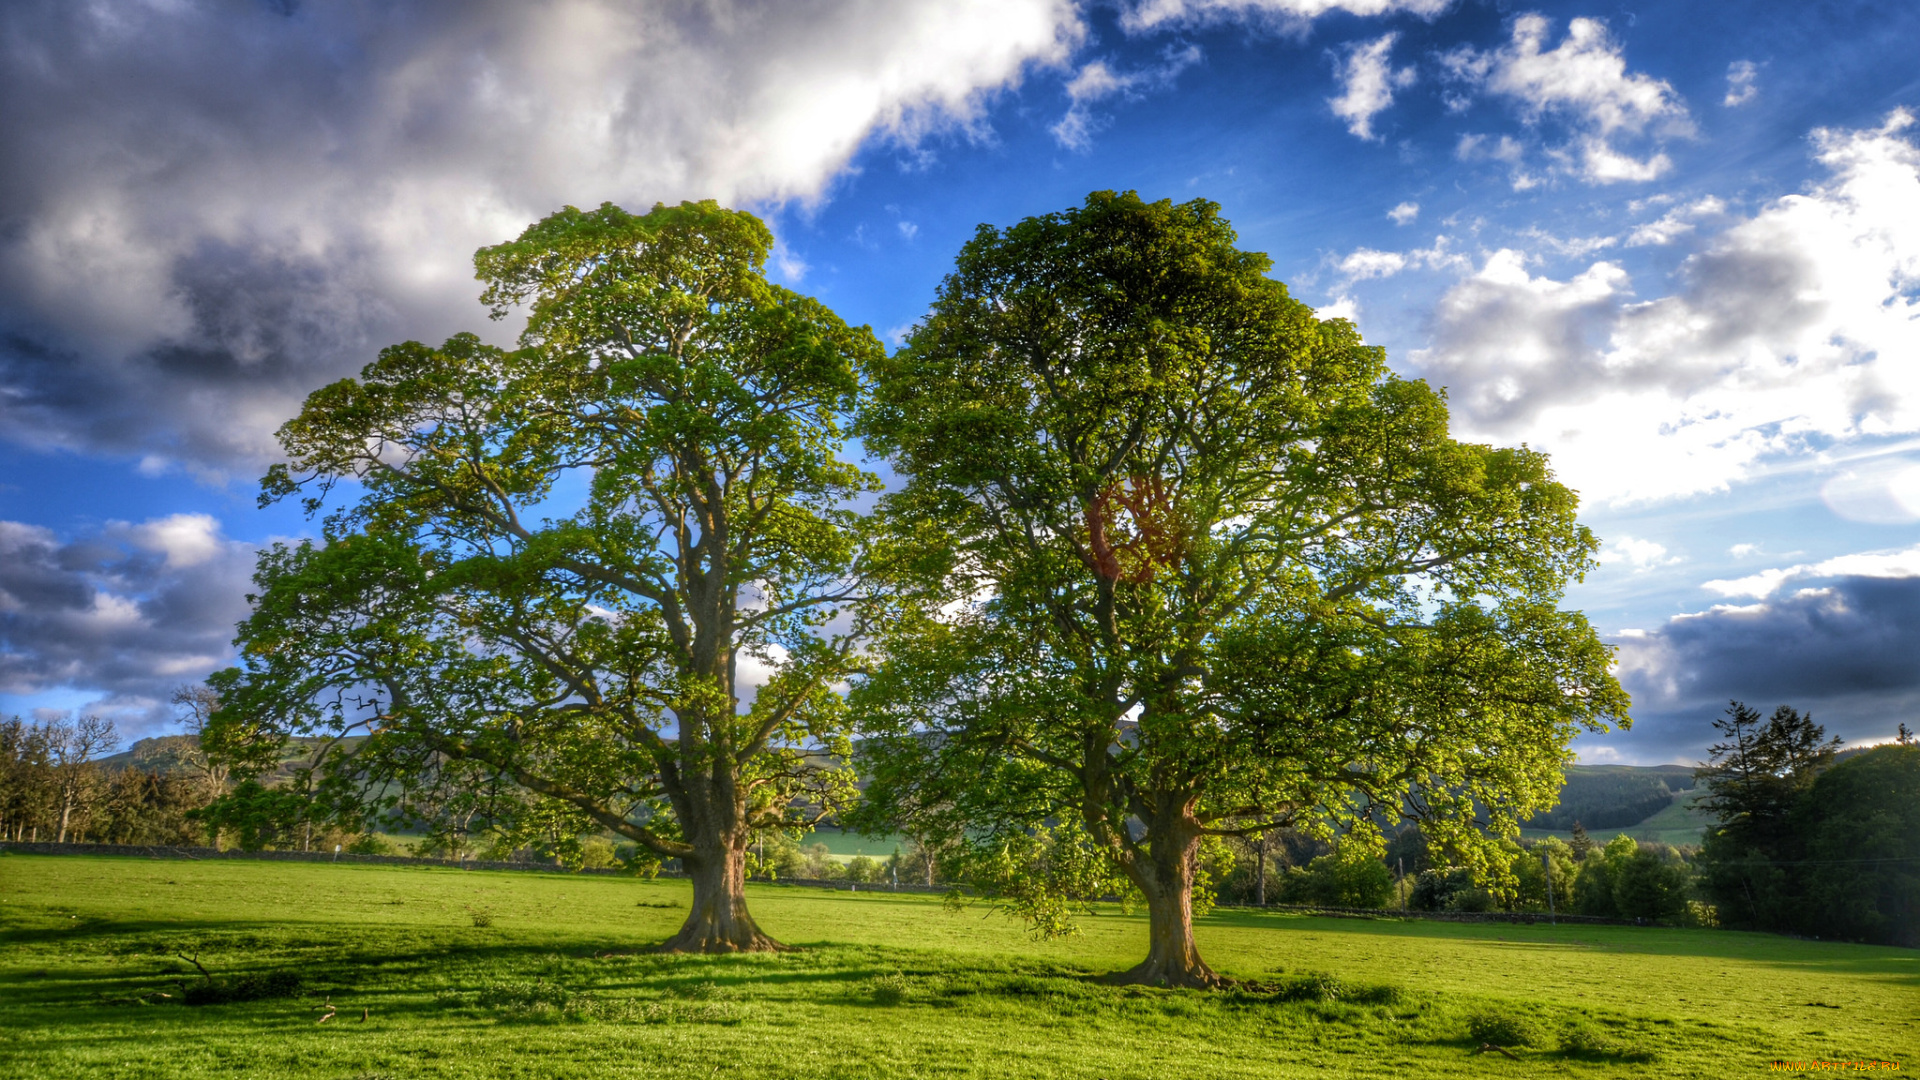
[1465,1007,1539,1047]
[846,855,881,883]
[577,836,619,870]
[1274,972,1344,1002]
[181,969,302,1006]
[1344,982,1403,1006]
[870,973,909,1006]
[1281,853,1394,908]
[1612,847,1689,922]
[346,832,393,856]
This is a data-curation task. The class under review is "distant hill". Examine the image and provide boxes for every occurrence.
[1524,763,1696,831]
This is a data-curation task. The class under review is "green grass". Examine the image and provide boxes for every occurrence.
[1,854,1913,1078]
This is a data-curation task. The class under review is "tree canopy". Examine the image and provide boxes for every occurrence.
[211,200,882,951]
[852,190,1627,986]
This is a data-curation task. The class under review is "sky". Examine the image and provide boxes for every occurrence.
[2,0,1919,765]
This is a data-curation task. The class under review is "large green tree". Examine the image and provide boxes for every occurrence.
[854,191,1626,986]
[211,201,881,951]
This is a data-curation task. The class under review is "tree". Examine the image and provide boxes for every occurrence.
[1694,701,1841,929]
[1568,821,1594,860]
[211,200,880,951]
[169,684,233,803]
[1791,744,1920,946]
[854,191,1626,986]
[48,714,117,843]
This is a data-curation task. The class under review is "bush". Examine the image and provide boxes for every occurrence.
[1280,852,1394,908]
[181,969,302,1006]
[846,855,881,883]
[870,973,909,1006]
[346,832,393,856]
[1273,971,1344,1002]
[1409,867,1491,912]
[1612,847,1689,922]
[577,836,619,870]
[1465,1007,1539,1048]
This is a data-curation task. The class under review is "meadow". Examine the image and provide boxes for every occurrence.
[0,854,1912,1079]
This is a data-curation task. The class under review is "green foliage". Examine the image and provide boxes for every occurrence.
[1691,704,1919,942]
[1279,849,1394,908]
[943,823,1138,940]
[855,190,1626,978]
[210,200,883,946]
[1465,1007,1539,1047]
[191,779,312,852]
[1569,835,1691,922]
[1792,745,1920,946]
[346,832,394,856]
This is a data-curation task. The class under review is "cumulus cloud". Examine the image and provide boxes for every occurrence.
[1702,540,1920,599]
[1328,33,1416,140]
[0,515,258,733]
[1329,234,1467,283]
[1388,201,1420,225]
[1608,575,1920,759]
[1051,44,1202,151]
[1119,0,1450,33]
[0,0,1087,473]
[1413,111,1920,504]
[1595,535,1680,570]
[1442,14,1689,185]
[1724,59,1759,107]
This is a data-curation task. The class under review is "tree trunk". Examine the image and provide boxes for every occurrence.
[1255,836,1267,907]
[1110,809,1224,988]
[658,836,785,953]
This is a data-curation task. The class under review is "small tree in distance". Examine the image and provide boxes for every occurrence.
[854,191,1626,986]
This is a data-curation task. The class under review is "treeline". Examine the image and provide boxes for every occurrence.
[9,695,1917,947]
[0,715,209,845]
[1692,704,1918,947]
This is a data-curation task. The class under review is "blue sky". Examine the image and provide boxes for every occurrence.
[3,0,1919,763]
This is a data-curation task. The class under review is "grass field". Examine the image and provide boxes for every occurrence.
[1,854,1913,1078]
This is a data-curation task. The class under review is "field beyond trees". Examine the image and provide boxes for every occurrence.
[1,856,1912,1078]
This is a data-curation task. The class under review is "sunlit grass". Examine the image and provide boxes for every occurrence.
[0,854,1912,1078]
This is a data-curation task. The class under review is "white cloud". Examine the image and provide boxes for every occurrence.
[1336,248,1409,280]
[1328,33,1416,141]
[1519,226,1618,258]
[1388,201,1419,225]
[1729,543,1759,558]
[1051,45,1202,151]
[1724,60,1759,107]
[1330,234,1467,283]
[1441,14,1689,185]
[0,0,1087,469]
[112,513,224,569]
[0,515,259,734]
[1413,111,1920,504]
[1625,195,1726,246]
[1821,457,1920,523]
[1316,295,1361,323]
[1703,541,1920,599]
[1119,0,1451,33]
[898,220,919,241]
[1595,535,1681,570]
